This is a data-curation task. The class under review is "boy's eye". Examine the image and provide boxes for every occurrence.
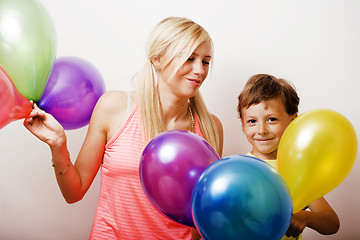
[202,60,210,65]
[248,119,256,124]
[187,58,194,62]
[268,117,278,122]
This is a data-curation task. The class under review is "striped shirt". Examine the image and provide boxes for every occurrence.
[90,103,202,239]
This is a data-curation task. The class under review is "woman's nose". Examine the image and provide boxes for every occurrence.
[193,60,205,75]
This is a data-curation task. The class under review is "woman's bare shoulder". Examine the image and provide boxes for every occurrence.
[97,90,128,111]
[91,90,131,139]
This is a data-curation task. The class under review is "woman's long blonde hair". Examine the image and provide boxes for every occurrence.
[136,16,221,154]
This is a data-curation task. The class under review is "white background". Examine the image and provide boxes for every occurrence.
[1,0,359,239]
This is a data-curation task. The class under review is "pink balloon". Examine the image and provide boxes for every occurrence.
[0,65,32,129]
[139,130,220,227]
[38,56,105,130]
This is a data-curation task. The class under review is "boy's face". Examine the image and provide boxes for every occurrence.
[241,97,297,160]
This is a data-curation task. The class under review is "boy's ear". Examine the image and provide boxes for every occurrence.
[240,118,245,132]
[291,113,298,121]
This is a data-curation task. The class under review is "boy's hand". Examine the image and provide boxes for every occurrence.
[285,211,309,237]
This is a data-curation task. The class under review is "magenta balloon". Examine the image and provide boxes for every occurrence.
[139,130,220,227]
[38,56,105,130]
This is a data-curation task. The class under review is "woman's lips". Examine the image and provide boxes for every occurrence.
[187,78,201,86]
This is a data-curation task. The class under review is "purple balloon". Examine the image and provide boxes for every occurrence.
[38,56,105,130]
[139,130,220,227]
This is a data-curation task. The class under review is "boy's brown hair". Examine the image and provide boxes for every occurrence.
[237,74,300,119]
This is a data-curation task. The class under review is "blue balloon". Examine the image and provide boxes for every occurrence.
[192,155,292,240]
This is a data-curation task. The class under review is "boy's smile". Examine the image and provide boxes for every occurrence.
[241,97,296,160]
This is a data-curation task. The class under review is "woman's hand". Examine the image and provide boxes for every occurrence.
[23,101,65,148]
[191,228,202,240]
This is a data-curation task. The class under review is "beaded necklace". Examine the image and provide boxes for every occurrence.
[188,105,195,133]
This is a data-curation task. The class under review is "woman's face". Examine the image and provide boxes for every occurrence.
[156,40,212,99]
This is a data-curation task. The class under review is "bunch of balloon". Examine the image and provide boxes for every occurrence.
[38,57,106,130]
[0,0,56,101]
[0,65,32,129]
[139,130,220,227]
[278,109,358,213]
[191,155,293,240]
[0,0,106,130]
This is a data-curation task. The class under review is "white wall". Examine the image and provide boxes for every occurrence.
[1,0,359,239]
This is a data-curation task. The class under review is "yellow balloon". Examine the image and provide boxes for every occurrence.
[278,109,358,213]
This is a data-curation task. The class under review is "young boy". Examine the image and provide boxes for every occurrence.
[237,74,340,239]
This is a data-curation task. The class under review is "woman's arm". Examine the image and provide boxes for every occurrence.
[24,91,129,203]
[191,228,202,240]
[286,196,340,237]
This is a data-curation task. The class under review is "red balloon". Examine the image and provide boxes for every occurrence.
[38,56,106,130]
[139,130,220,227]
[0,65,32,129]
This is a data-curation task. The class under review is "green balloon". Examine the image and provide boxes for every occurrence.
[0,0,56,101]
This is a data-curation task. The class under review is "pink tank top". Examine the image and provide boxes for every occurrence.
[89,103,203,239]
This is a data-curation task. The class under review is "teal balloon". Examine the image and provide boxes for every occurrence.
[192,155,292,240]
[0,0,56,101]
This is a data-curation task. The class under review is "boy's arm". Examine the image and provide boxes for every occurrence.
[286,197,340,238]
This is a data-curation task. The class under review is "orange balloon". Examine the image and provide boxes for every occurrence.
[0,65,32,129]
[278,109,358,213]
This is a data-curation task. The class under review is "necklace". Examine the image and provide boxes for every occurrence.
[188,104,195,133]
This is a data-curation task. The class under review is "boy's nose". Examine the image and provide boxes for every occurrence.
[257,123,269,135]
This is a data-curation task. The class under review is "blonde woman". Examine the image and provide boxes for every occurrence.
[24,16,223,240]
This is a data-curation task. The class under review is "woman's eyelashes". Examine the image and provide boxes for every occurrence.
[187,57,210,65]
